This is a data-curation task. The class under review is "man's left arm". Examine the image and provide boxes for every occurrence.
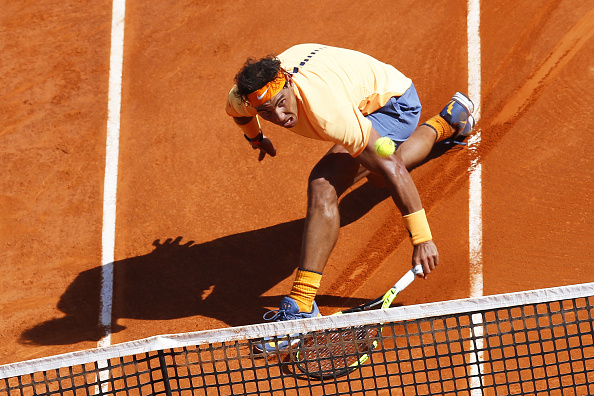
[356,128,439,278]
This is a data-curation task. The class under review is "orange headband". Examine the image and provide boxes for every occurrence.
[246,71,286,106]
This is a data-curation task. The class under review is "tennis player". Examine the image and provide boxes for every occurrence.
[226,44,475,352]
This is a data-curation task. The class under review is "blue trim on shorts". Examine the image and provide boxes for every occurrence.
[365,83,422,144]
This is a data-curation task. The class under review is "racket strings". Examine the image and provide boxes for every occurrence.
[295,325,380,377]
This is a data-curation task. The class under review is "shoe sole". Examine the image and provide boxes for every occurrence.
[452,92,475,115]
[452,92,475,139]
[253,312,322,352]
[253,337,299,353]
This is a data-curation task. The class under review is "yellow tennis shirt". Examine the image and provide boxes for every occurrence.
[225,44,412,156]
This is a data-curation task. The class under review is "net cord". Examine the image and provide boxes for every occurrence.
[1,281,592,379]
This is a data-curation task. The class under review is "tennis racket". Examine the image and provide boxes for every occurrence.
[294,265,423,379]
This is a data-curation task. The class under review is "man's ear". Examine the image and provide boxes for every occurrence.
[285,72,294,87]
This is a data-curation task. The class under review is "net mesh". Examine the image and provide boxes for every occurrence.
[1,283,593,396]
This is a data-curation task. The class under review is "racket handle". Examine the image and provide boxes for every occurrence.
[393,265,423,293]
[412,264,424,275]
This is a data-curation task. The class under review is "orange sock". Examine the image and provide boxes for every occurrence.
[423,115,454,142]
[288,269,322,313]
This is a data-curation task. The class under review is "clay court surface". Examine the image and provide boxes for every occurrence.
[1,0,593,366]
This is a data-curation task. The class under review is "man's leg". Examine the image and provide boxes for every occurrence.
[395,124,451,169]
[365,123,443,188]
[253,145,362,353]
[375,90,476,173]
[299,145,363,273]
[286,144,363,312]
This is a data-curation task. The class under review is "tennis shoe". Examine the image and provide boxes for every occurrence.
[253,297,320,353]
[439,92,475,142]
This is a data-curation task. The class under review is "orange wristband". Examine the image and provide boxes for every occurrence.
[402,209,432,245]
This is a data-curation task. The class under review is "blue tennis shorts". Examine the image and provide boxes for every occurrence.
[365,83,422,144]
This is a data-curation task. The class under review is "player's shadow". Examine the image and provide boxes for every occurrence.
[20,181,393,346]
[20,141,462,346]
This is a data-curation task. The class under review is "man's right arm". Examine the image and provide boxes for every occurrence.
[232,116,277,161]
[233,116,261,140]
[227,86,276,160]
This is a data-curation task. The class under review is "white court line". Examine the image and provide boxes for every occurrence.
[467,0,483,394]
[468,0,483,300]
[99,0,127,351]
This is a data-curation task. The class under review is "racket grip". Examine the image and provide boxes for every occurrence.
[393,265,423,293]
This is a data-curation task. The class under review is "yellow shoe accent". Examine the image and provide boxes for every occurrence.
[446,101,455,116]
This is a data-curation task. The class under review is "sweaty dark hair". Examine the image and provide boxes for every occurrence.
[234,55,282,101]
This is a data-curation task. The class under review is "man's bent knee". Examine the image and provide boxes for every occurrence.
[307,178,339,213]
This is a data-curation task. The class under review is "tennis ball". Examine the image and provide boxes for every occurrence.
[374,137,395,158]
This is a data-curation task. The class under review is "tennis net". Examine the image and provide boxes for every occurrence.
[1,282,593,395]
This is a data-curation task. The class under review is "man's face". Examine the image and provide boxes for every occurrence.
[254,79,299,128]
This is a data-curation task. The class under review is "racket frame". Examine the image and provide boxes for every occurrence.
[294,265,423,378]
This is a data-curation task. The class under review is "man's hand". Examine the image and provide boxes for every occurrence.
[251,136,277,161]
[233,116,276,161]
[412,240,439,279]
